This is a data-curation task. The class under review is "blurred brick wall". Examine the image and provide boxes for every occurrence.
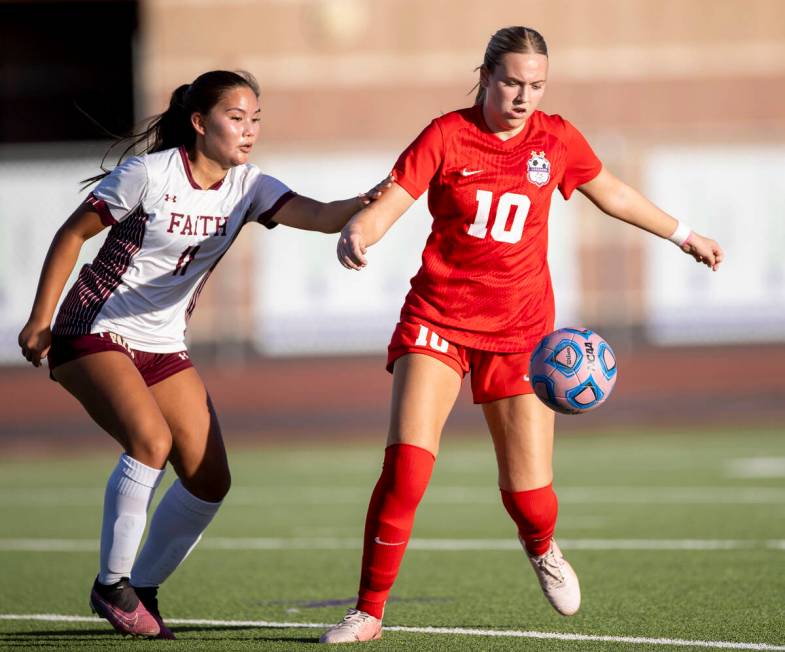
[140,0,785,143]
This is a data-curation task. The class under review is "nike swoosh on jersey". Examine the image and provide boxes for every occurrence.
[461,168,484,176]
[374,536,406,546]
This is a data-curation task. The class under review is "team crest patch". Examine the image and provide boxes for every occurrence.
[527,150,551,187]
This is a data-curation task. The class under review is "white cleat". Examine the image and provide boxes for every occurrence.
[525,538,581,616]
[319,608,383,644]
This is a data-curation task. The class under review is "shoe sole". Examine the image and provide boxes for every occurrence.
[319,628,383,643]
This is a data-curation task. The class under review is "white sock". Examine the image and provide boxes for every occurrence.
[98,454,165,585]
[130,479,222,588]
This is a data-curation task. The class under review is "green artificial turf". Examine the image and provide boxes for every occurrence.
[1,428,784,651]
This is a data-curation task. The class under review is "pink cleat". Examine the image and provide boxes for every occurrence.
[89,576,161,638]
[525,538,581,616]
[319,609,383,644]
[136,586,176,640]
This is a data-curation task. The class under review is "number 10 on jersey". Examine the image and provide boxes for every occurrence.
[467,190,531,243]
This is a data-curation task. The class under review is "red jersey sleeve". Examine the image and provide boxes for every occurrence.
[391,119,445,200]
[558,119,602,200]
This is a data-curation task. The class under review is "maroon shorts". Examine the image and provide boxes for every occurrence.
[48,332,193,387]
[387,319,541,404]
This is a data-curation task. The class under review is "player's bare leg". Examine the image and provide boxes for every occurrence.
[386,353,462,454]
[53,352,171,637]
[320,353,461,643]
[53,351,173,468]
[130,367,230,639]
[150,367,229,502]
[483,394,554,492]
[483,394,580,616]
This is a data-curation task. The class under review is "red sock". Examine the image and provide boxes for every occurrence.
[501,483,558,556]
[355,443,435,619]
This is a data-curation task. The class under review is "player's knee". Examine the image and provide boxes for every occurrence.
[128,432,172,468]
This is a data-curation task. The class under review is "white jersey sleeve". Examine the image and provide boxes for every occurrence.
[248,174,295,229]
[87,156,149,225]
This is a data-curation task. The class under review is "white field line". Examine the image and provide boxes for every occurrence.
[727,458,785,478]
[1,537,785,553]
[3,485,785,506]
[0,614,783,651]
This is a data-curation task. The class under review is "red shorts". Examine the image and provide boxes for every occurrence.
[387,319,540,404]
[48,332,193,387]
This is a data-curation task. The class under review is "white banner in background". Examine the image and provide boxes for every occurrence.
[644,147,785,344]
[253,151,579,355]
[0,148,580,362]
[0,153,106,363]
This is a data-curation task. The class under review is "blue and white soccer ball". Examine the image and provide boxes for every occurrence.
[529,327,618,415]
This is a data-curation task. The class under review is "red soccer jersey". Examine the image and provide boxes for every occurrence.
[392,105,602,352]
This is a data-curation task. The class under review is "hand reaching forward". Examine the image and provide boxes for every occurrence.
[338,222,367,270]
[340,175,394,269]
[337,179,415,271]
[682,232,724,271]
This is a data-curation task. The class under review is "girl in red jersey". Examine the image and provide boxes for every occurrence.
[320,27,724,643]
[18,70,389,640]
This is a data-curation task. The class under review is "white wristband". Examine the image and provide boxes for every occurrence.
[668,221,692,247]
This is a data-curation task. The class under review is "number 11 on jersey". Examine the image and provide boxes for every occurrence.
[467,190,531,244]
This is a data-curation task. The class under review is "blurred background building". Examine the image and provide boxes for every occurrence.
[1,0,784,443]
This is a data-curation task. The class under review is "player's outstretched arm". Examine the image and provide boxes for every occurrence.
[337,182,415,270]
[18,205,106,367]
[274,175,393,233]
[578,167,724,271]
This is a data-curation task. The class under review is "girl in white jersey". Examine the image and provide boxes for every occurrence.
[17,70,390,640]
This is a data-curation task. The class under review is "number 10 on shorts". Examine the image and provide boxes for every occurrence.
[415,325,449,353]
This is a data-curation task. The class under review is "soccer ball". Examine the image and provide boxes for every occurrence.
[529,328,618,414]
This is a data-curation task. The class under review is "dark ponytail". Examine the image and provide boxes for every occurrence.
[472,27,548,105]
[148,83,195,153]
[82,70,260,189]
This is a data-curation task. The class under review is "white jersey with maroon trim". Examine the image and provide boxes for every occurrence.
[54,146,294,352]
